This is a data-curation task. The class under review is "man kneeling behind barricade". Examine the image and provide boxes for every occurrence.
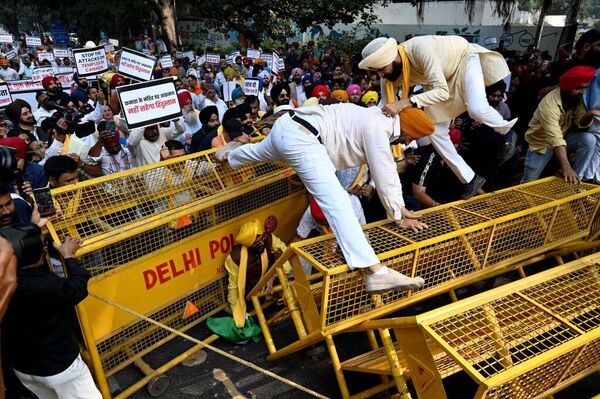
[207,219,291,343]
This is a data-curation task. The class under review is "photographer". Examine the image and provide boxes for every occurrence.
[0,137,48,192]
[1,224,101,398]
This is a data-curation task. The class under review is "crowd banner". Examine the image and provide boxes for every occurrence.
[0,82,12,109]
[160,55,173,69]
[37,51,55,63]
[243,78,260,96]
[118,48,156,82]
[247,49,260,60]
[0,34,13,44]
[7,74,74,106]
[261,53,273,67]
[205,53,220,64]
[25,36,41,47]
[117,78,182,129]
[31,66,55,82]
[72,45,109,77]
[53,48,70,59]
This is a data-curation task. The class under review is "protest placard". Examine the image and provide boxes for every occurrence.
[5,50,16,60]
[104,44,115,53]
[243,78,260,96]
[25,36,41,47]
[222,82,237,102]
[196,55,206,65]
[142,49,150,55]
[117,48,156,82]
[247,49,260,59]
[261,53,273,66]
[117,78,182,129]
[31,66,55,82]
[183,51,194,61]
[0,34,13,44]
[204,39,215,48]
[53,48,70,59]
[37,52,55,63]
[206,53,220,64]
[0,82,12,109]
[72,46,109,77]
[175,51,183,59]
[109,38,119,47]
[160,55,173,69]
[272,53,281,73]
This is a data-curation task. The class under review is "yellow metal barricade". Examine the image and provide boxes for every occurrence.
[383,252,600,399]
[247,178,600,373]
[46,147,307,398]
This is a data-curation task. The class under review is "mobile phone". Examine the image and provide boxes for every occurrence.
[33,187,56,217]
[105,121,116,132]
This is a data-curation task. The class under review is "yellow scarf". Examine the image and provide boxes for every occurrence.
[385,45,410,103]
[233,246,268,327]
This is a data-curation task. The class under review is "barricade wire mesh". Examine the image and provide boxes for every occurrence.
[286,179,600,332]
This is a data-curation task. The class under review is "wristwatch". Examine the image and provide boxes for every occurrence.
[409,96,419,108]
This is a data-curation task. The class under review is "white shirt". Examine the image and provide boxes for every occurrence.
[293,103,405,218]
[0,67,19,81]
[18,63,35,79]
[127,119,184,166]
[34,107,56,127]
[41,135,97,166]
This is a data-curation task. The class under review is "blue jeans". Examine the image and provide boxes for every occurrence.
[522,132,596,183]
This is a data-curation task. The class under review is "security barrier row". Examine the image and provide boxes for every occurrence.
[46,148,308,398]
[340,252,600,399]
[247,178,600,372]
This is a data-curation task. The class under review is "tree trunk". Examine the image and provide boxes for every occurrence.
[534,0,552,49]
[147,0,178,51]
[557,0,582,56]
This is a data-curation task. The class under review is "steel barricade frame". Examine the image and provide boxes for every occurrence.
[247,178,600,362]
[45,145,308,398]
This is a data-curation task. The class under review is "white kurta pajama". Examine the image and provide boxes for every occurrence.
[378,36,517,183]
[228,104,403,269]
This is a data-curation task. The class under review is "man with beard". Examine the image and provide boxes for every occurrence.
[523,66,600,183]
[33,91,56,129]
[0,58,18,81]
[70,73,90,105]
[173,90,200,144]
[551,29,600,81]
[42,76,70,106]
[201,82,228,121]
[269,82,295,113]
[127,119,185,166]
[5,99,36,139]
[359,36,517,199]
[190,105,220,153]
[289,68,306,104]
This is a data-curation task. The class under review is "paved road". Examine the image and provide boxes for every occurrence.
[111,265,600,399]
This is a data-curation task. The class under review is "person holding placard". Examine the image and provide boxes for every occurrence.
[17,55,34,79]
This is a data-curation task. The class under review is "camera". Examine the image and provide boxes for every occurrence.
[47,101,96,138]
[0,223,44,268]
[0,146,19,185]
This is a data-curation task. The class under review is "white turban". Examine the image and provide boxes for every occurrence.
[358,37,398,70]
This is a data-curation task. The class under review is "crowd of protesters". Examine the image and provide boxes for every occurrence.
[0,26,599,398]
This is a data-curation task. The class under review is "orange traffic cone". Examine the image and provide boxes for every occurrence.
[183,301,199,319]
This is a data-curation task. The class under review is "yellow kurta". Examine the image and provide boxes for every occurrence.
[382,35,510,123]
[225,235,291,327]
[525,88,591,154]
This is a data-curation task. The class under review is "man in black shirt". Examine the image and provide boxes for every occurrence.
[2,233,101,398]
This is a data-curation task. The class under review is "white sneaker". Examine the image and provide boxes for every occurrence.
[365,269,425,294]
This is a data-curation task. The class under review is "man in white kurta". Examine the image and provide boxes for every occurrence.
[216,103,426,293]
[359,36,517,198]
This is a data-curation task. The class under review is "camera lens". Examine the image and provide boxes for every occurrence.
[0,223,44,268]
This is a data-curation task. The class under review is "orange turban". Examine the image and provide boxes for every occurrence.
[331,90,348,102]
[399,108,434,139]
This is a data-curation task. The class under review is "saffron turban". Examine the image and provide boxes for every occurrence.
[358,37,398,70]
[361,91,379,105]
[330,90,348,102]
[399,108,434,139]
[236,219,264,247]
[559,66,597,91]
